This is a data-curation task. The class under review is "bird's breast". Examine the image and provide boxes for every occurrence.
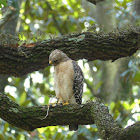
[54,60,75,102]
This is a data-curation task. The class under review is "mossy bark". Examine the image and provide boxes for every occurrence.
[0,93,95,131]
[0,93,140,139]
[0,27,140,77]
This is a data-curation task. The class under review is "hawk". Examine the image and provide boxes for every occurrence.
[49,49,84,131]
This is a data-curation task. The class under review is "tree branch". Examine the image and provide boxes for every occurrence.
[1,92,140,139]
[119,121,140,140]
[0,92,94,131]
[0,27,140,76]
[92,99,140,140]
[91,99,121,139]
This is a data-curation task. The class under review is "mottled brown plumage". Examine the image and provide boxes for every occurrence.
[49,49,84,131]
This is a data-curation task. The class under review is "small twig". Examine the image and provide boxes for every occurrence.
[41,95,56,119]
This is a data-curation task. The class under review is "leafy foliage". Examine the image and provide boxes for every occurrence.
[0,0,7,8]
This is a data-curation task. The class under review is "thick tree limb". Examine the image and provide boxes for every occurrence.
[0,92,140,140]
[92,99,121,139]
[0,27,140,77]
[119,122,140,140]
[0,92,94,131]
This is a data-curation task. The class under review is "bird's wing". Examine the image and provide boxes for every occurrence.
[72,61,84,104]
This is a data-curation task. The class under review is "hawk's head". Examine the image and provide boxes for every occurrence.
[49,49,70,66]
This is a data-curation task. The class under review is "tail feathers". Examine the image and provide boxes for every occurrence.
[69,125,78,131]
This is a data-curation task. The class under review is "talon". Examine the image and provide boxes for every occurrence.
[56,102,63,106]
[48,103,57,107]
[52,104,57,107]
[63,101,69,105]
[58,103,63,106]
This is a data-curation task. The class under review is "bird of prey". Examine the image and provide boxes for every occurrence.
[49,49,84,131]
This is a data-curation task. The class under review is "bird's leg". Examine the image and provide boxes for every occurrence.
[49,103,57,107]
[63,101,69,105]
[47,96,58,107]
[48,102,57,107]
[49,97,63,107]
[56,97,60,104]
[55,97,63,105]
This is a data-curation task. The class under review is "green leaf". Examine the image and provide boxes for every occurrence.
[21,100,31,106]
[133,71,140,85]
[16,134,25,140]
[3,122,9,134]
[0,134,5,140]
[122,101,130,110]
[7,93,16,102]
[7,136,14,140]
[0,0,7,7]
[16,134,21,140]
[19,92,26,105]
[2,1,7,6]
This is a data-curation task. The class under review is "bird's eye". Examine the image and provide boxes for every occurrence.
[53,60,58,63]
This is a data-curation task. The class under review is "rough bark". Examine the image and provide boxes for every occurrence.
[119,122,140,140]
[0,27,140,77]
[0,92,140,140]
[0,92,94,131]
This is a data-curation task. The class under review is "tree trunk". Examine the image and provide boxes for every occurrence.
[0,0,21,92]
[95,0,132,103]
[1,92,140,140]
[0,28,139,76]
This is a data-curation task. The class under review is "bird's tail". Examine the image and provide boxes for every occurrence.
[69,125,78,131]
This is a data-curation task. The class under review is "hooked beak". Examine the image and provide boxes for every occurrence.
[48,61,52,66]
[49,61,52,64]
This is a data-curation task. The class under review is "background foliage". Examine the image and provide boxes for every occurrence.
[0,0,140,139]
